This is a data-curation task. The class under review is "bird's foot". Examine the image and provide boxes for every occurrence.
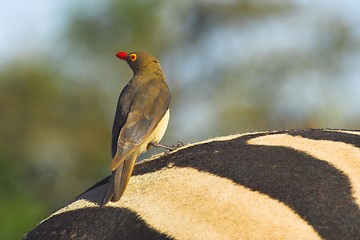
[150,142,184,153]
[172,142,184,149]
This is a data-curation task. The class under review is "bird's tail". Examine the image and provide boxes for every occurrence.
[101,171,116,206]
[101,152,138,206]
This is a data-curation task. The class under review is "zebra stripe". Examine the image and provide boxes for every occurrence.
[24,129,360,240]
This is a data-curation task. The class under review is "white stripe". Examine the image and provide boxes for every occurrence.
[108,167,321,240]
[43,199,97,223]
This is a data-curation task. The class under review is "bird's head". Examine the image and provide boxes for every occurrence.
[115,51,161,74]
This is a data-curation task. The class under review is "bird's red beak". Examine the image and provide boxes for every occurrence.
[116,51,127,60]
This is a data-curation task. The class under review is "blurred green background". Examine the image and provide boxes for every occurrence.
[1,0,360,238]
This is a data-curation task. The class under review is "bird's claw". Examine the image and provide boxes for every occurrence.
[151,142,184,154]
[172,142,184,149]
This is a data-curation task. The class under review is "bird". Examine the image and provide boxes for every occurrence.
[102,51,171,205]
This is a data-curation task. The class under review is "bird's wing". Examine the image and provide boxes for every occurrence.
[111,83,133,158]
[111,79,170,170]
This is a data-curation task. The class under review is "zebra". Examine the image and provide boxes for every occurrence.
[24,129,360,240]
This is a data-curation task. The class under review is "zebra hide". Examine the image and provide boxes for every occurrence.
[24,129,360,240]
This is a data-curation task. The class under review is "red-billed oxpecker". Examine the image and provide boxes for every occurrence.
[102,52,171,205]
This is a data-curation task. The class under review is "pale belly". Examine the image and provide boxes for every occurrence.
[138,109,170,153]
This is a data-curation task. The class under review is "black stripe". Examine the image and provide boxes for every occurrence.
[286,129,360,148]
[133,130,360,240]
[24,207,173,240]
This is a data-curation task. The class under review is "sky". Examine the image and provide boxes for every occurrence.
[1,1,360,61]
[0,1,67,62]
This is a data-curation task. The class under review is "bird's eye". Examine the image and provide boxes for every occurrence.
[130,53,137,62]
